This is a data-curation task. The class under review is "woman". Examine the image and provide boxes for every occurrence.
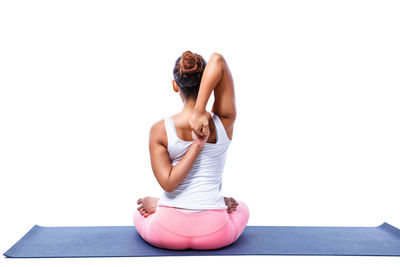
[134,51,249,250]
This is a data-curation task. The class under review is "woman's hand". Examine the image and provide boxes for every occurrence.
[192,128,210,148]
[190,110,209,137]
[224,197,239,213]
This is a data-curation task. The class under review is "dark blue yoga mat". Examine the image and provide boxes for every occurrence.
[4,222,400,258]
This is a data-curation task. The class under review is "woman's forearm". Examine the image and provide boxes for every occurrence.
[166,143,203,192]
[194,53,224,113]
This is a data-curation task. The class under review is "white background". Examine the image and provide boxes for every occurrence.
[1,0,399,266]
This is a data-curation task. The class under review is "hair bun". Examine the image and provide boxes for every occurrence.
[179,50,204,73]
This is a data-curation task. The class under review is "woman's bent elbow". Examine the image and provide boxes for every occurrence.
[163,183,176,193]
[211,52,223,60]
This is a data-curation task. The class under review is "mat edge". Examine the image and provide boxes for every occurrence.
[3,253,400,258]
[378,222,400,238]
[3,225,41,258]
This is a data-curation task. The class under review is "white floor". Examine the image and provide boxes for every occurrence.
[2,255,400,267]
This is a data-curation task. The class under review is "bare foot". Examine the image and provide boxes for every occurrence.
[224,196,239,213]
[137,196,160,217]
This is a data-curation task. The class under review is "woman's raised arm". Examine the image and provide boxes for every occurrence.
[191,53,236,137]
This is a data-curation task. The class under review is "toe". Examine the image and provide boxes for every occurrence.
[137,198,143,205]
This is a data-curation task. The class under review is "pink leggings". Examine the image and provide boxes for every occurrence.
[134,201,249,250]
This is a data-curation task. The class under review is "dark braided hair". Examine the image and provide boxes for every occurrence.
[173,50,207,100]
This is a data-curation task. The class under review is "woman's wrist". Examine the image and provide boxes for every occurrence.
[192,141,205,150]
[194,105,206,115]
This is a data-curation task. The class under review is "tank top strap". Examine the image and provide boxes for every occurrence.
[211,111,231,144]
[164,116,178,148]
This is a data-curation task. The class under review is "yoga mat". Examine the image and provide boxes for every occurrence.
[4,222,400,258]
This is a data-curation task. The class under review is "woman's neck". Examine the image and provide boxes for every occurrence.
[181,98,197,115]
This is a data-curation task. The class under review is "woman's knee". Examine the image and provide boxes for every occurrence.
[232,201,249,219]
[133,209,144,232]
[237,201,249,219]
[228,200,249,238]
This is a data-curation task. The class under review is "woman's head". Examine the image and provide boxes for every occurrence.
[172,51,207,100]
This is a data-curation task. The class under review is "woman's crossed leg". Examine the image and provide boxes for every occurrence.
[133,196,249,250]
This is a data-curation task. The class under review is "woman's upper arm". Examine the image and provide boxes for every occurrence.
[211,53,236,121]
[210,53,236,139]
[149,120,172,192]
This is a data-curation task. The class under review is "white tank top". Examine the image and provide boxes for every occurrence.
[158,111,231,213]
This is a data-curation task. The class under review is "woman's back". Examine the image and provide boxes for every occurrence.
[158,111,232,211]
[134,51,249,251]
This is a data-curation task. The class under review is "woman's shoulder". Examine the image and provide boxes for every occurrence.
[150,113,179,132]
[149,118,168,146]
